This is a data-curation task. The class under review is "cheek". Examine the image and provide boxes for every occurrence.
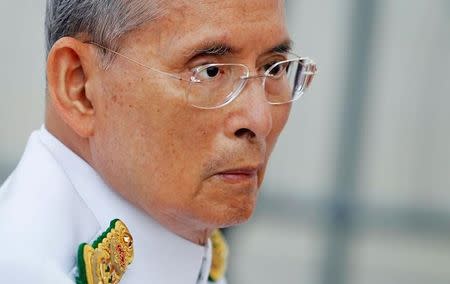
[89,93,144,183]
[128,110,225,219]
[103,90,221,197]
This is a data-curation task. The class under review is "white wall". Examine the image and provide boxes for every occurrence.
[0,1,46,174]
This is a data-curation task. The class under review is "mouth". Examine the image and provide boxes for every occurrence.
[213,165,262,185]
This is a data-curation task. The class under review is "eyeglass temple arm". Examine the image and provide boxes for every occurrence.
[86,41,188,82]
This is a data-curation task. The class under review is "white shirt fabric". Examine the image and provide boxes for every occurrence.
[0,126,225,284]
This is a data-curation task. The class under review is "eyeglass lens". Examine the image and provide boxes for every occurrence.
[187,59,316,109]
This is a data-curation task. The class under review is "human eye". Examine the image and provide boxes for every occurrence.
[193,64,226,82]
[266,61,290,78]
[261,55,289,77]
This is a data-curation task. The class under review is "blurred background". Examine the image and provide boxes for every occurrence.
[1,1,449,283]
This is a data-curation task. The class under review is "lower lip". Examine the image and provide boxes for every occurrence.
[216,172,258,184]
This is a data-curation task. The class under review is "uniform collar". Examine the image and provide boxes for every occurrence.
[38,125,212,284]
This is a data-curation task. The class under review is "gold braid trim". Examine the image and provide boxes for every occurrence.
[78,222,227,283]
[76,219,134,284]
[209,229,229,282]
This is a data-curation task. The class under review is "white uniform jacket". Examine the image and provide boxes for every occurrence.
[0,127,226,284]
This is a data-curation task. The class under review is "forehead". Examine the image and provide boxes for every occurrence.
[126,0,288,60]
[172,0,286,22]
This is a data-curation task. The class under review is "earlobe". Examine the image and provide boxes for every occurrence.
[47,37,95,137]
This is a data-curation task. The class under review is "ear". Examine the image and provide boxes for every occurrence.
[46,37,97,138]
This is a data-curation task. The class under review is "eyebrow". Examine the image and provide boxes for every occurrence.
[270,39,293,54]
[183,38,294,59]
[183,41,234,59]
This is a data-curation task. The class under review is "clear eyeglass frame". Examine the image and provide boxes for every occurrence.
[87,42,317,110]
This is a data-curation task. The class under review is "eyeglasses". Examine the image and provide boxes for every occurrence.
[88,42,317,109]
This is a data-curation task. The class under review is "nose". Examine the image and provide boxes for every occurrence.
[224,77,273,142]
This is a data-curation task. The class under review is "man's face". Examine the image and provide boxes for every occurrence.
[89,0,291,233]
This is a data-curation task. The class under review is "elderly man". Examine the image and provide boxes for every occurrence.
[0,0,316,283]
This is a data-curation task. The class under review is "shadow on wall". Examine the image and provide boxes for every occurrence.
[0,165,13,184]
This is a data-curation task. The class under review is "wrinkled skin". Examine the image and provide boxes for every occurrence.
[46,0,291,245]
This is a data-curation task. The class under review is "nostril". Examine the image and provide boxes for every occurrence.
[234,128,256,139]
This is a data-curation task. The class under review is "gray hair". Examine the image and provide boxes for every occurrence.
[45,0,165,62]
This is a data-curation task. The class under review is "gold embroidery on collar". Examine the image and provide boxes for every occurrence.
[76,219,134,284]
[209,229,229,282]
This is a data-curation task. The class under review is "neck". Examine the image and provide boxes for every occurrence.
[149,210,215,245]
[178,228,214,246]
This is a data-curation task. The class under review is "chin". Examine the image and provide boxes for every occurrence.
[209,198,258,228]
